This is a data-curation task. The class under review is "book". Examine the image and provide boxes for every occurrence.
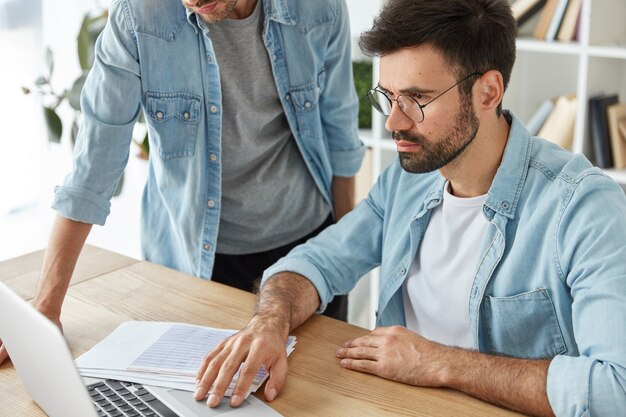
[511,0,547,26]
[537,94,577,150]
[619,120,626,142]
[606,103,626,168]
[589,93,619,168]
[533,0,560,39]
[545,0,570,41]
[556,0,582,41]
[526,97,555,136]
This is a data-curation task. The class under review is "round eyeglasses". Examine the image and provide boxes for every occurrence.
[367,72,482,123]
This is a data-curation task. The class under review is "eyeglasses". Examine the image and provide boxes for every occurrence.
[367,72,482,123]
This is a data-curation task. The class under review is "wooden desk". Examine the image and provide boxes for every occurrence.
[0,247,523,417]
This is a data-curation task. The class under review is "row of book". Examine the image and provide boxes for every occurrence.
[512,0,582,42]
[527,93,626,169]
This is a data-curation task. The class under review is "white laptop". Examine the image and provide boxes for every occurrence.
[0,281,282,417]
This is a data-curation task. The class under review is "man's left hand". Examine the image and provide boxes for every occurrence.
[335,325,450,387]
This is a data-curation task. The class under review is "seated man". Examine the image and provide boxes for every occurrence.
[193,0,626,415]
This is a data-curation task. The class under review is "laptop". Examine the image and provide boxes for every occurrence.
[0,281,282,417]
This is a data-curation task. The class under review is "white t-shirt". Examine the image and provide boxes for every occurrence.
[402,182,489,349]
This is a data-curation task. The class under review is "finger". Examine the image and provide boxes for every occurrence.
[336,345,378,361]
[229,357,263,407]
[196,339,227,384]
[207,344,250,408]
[264,352,288,402]
[342,334,382,349]
[195,346,231,401]
[0,344,9,365]
[339,358,378,375]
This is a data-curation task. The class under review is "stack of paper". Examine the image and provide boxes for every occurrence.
[76,321,296,398]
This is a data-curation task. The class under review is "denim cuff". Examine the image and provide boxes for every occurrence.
[52,185,111,226]
[261,258,332,314]
[329,143,366,178]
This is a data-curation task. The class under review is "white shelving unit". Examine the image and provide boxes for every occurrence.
[353,0,626,327]
[506,0,626,183]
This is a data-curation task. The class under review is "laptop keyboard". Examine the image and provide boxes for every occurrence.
[88,379,178,417]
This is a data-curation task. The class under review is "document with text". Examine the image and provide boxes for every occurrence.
[76,321,297,397]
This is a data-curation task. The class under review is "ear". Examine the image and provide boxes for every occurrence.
[474,70,504,112]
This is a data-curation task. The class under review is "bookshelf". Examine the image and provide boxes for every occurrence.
[505,0,626,183]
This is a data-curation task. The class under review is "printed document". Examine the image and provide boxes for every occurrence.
[76,321,296,397]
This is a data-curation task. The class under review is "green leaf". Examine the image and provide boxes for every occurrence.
[77,11,108,71]
[113,172,124,197]
[69,72,88,111]
[43,107,63,143]
[353,61,373,129]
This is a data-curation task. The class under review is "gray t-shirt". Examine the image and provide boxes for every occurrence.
[210,1,330,254]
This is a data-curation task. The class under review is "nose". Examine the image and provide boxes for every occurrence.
[384,101,414,133]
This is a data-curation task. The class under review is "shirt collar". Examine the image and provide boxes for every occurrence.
[484,110,532,220]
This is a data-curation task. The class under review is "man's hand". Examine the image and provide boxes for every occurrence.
[194,316,289,408]
[336,325,555,417]
[335,325,449,386]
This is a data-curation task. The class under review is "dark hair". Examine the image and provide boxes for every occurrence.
[359,0,516,112]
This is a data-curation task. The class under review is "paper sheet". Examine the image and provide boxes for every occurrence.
[76,321,296,397]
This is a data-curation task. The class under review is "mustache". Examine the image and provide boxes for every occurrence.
[392,131,426,144]
[185,0,213,7]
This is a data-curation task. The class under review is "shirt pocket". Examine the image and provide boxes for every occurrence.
[146,91,201,159]
[482,288,566,359]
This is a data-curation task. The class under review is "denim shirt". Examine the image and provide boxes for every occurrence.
[263,112,626,416]
[52,0,364,278]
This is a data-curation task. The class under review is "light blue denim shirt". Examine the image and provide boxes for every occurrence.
[263,112,626,416]
[52,0,364,278]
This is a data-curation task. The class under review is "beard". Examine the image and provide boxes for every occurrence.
[396,96,480,174]
[183,0,239,24]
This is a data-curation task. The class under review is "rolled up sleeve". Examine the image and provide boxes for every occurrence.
[53,0,141,225]
[320,0,365,178]
[547,173,626,416]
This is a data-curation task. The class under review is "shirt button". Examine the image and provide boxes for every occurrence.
[155,111,164,120]
[203,243,211,251]
[304,101,312,109]
[210,153,218,162]
[183,111,191,120]
[285,93,291,101]
[210,105,218,113]
[501,201,510,210]
[207,55,213,63]
[207,199,215,208]
[399,268,407,275]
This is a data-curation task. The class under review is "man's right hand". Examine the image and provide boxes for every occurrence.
[193,315,289,408]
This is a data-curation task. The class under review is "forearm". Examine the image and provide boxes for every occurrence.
[254,272,320,339]
[34,215,92,318]
[442,349,554,417]
[331,175,356,221]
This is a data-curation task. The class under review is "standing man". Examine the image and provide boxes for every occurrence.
[193,0,626,416]
[0,0,364,364]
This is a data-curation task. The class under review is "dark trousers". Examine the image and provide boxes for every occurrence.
[211,215,348,322]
